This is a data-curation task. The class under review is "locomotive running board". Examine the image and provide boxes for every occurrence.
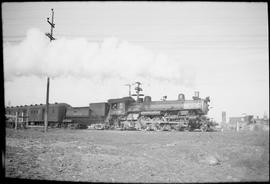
[140,120,185,125]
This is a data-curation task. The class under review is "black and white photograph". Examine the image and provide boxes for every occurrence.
[2,1,269,183]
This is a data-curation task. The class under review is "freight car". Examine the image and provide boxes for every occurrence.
[5,105,29,128]
[5,102,110,129]
[6,103,70,127]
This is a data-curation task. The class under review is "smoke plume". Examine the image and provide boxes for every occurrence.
[4,28,195,86]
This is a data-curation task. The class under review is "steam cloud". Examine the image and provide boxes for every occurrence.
[4,28,195,86]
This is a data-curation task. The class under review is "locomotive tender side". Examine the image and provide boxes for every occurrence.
[89,102,109,124]
[63,106,90,128]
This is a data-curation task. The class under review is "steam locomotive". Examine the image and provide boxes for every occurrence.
[5,83,212,131]
[106,94,211,131]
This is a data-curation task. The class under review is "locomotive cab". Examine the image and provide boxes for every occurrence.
[107,97,135,116]
[107,97,136,128]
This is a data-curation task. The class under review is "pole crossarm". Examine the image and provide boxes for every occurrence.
[45,33,55,41]
[45,8,56,42]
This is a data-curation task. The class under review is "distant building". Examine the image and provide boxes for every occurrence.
[228,115,255,131]
[222,111,226,123]
[228,115,269,131]
[253,117,269,131]
[263,113,268,120]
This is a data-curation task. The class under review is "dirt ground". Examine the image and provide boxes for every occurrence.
[5,128,269,182]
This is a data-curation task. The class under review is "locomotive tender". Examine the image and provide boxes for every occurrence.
[5,87,211,131]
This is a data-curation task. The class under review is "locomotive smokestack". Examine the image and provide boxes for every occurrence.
[144,96,152,103]
[178,93,185,101]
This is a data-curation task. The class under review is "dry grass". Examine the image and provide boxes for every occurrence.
[5,128,269,182]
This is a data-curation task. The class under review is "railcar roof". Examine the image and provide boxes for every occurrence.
[67,106,89,109]
[6,103,71,109]
[89,102,107,105]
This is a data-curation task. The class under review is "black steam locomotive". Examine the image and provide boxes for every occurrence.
[106,94,211,131]
[5,83,212,131]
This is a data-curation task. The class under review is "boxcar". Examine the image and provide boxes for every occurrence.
[10,103,71,126]
[5,106,25,128]
[47,103,70,124]
[28,104,44,125]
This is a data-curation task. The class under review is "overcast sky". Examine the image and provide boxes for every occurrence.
[2,2,268,122]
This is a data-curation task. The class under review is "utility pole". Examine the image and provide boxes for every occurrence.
[44,8,55,132]
[15,111,18,130]
[44,78,50,132]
